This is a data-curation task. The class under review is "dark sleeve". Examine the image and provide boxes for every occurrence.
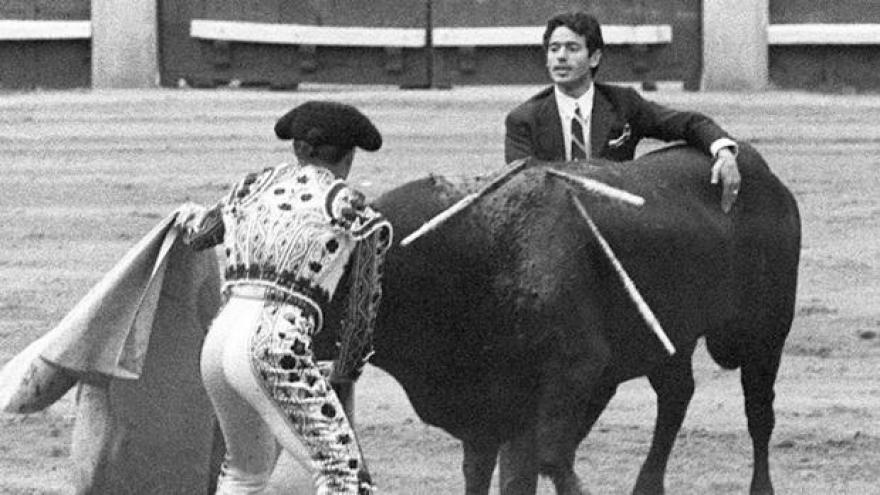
[184,203,225,251]
[627,87,731,155]
[504,110,534,164]
[330,224,392,382]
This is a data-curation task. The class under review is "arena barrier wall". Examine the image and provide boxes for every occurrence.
[165,0,432,89]
[179,0,687,90]
[4,0,880,90]
[429,0,695,90]
[0,0,90,89]
[768,0,880,91]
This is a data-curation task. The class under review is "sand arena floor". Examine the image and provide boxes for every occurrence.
[1,85,879,494]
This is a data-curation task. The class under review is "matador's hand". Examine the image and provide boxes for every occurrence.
[710,147,741,214]
[174,202,203,225]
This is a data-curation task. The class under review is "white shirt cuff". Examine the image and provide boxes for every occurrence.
[710,138,738,158]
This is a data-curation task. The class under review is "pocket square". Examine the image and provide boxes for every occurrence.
[607,123,632,148]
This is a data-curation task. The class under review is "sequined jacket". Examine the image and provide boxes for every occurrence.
[184,161,393,378]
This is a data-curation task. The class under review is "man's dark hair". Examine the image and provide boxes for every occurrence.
[542,11,605,76]
[293,139,352,164]
[309,142,352,164]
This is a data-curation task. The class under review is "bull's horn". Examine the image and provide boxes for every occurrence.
[547,169,645,206]
[567,190,676,356]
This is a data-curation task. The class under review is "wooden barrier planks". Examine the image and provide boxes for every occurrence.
[0,19,90,40]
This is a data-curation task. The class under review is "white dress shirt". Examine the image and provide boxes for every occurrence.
[554,85,594,161]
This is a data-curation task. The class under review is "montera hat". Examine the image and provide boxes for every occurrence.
[274,100,382,151]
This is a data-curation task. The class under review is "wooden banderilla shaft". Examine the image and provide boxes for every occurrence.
[546,168,645,206]
[567,190,676,356]
[401,158,529,246]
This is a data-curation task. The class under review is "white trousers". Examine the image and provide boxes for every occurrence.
[201,294,369,494]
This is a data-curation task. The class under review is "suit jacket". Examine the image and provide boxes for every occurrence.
[504,83,731,163]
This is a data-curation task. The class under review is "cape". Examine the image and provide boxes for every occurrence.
[0,210,221,412]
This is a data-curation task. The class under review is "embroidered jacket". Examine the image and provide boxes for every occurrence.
[184,161,392,378]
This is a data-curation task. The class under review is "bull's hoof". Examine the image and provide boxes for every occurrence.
[749,473,774,495]
[499,474,538,495]
[545,471,588,495]
[749,485,774,495]
[632,471,665,495]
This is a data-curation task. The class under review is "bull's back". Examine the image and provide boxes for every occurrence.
[504,144,800,369]
[366,143,800,437]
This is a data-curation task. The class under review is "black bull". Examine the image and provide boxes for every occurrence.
[324,143,801,494]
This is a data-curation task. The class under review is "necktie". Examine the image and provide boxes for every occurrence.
[570,105,588,160]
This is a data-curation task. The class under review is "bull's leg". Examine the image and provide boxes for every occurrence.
[551,471,589,495]
[498,384,617,495]
[734,203,798,495]
[498,383,618,495]
[632,350,696,495]
[498,426,537,495]
[740,349,783,495]
[463,440,500,495]
[534,332,610,495]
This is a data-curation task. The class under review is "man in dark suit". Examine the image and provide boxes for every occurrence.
[505,11,741,212]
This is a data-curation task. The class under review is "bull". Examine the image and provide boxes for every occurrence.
[331,143,800,495]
